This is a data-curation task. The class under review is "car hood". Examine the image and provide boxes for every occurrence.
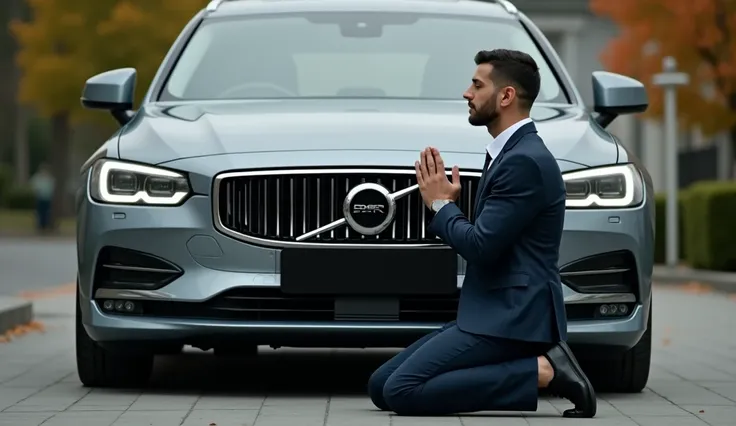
[117,99,618,168]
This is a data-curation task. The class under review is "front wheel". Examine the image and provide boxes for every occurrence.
[581,300,652,393]
[75,285,153,388]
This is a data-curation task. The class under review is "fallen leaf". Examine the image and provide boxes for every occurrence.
[677,281,713,295]
[699,409,705,413]
[18,282,76,300]
[0,321,46,343]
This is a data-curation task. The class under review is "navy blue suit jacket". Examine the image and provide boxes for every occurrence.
[428,122,567,344]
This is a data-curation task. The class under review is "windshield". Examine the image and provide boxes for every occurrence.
[161,12,569,103]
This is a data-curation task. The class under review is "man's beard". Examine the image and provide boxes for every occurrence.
[468,95,499,127]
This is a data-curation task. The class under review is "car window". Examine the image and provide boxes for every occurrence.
[161,12,568,103]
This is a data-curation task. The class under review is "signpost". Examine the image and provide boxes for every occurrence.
[653,57,689,268]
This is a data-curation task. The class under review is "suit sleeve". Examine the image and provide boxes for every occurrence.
[428,154,547,265]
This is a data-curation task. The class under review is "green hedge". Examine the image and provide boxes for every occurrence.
[682,181,736,271]
[653,192,688,264]
[0,164,36,210]
[0,164,12,204]
[3,186,35,210]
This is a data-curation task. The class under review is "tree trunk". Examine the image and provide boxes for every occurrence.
[1,0,23,176]
[49,112,70,229]
[730,124,736,179]
[729,94,736,179]
[14,105,28,184]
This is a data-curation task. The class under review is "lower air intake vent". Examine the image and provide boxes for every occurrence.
[560,250,638,296]
[94,246,183,291]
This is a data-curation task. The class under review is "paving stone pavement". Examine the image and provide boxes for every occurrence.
[1,286,735,426]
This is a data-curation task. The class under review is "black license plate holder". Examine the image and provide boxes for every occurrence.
[280,248,457,296]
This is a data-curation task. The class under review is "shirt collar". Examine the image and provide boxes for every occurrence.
[486,117,533,160]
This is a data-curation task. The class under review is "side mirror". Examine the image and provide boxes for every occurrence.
[81,68,137,126]
[592,71,648,128]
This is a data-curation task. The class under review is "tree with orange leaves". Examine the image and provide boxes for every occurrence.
[591,0,736,155]
[9,0,202,225]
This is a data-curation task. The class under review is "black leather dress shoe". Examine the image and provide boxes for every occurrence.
[544,341,597,418]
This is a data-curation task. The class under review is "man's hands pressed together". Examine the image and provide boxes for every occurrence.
[414,147,462,209]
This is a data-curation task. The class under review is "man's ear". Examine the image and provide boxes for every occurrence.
[500,86,516,107]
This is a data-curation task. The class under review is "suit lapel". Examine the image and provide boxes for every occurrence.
[472,122,538,218]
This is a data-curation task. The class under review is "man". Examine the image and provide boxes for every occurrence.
[30,163,55,232]
[367,49,596,418]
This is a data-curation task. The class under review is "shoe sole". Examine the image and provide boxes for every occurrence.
[558,341,597,418]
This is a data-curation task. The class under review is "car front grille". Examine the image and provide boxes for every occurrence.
[215,169,481,245]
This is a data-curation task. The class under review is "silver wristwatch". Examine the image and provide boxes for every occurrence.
[431,199,452,213]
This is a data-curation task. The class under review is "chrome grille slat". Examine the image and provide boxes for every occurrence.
[289,179,294,236]
[406,179,411,240]
[263,178,268,234]
[275,178,280,237]
[316,177,321,230]
[302,177,307,234]
[215,168,482,246]
[391,179,397,239]
[344,178,349,239]
[330,179,335,239]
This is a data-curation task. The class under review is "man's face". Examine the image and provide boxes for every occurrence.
[463,63,500,127]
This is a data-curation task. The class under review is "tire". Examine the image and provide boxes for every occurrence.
[75,285,154,388]
[582,300,652,393]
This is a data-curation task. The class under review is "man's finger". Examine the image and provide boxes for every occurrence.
[426,147,436,176]
[415,161,425,187]
[420,150,430,178]
[434,149,446,176]
[452,165,461,185]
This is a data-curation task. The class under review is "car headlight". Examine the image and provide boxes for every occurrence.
[563,164,643,208]
[89,159,191,205]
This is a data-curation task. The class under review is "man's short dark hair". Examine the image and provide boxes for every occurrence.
[474,49,541,110]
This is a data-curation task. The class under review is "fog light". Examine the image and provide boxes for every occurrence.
[598,303,631,317]
[99,299,141,314]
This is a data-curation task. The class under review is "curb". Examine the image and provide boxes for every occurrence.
[0,233,75,241]
[0,296,34,336]
[653,265,736,294]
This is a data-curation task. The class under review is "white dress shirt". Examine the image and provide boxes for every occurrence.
[485,117,533,168]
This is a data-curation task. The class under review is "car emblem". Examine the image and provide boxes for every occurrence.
[342,183,397,235]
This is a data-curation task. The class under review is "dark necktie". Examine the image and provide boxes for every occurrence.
[474,152,493,209]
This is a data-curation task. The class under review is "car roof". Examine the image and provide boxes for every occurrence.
[206,0,519,20]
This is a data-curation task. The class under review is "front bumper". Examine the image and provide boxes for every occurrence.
[77,186,653,350]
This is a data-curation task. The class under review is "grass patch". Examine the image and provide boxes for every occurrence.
[0,209,75,236]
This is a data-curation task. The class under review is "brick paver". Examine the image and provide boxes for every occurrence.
[1,286,735,425]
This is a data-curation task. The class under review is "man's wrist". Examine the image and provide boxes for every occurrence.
[430,199,453,213]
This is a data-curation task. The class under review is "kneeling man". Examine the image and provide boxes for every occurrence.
[367,49,596,418]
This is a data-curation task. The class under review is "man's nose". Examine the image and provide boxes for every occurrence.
[463,91,473,101]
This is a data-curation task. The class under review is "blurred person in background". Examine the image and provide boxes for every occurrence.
[30,163,55,232]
